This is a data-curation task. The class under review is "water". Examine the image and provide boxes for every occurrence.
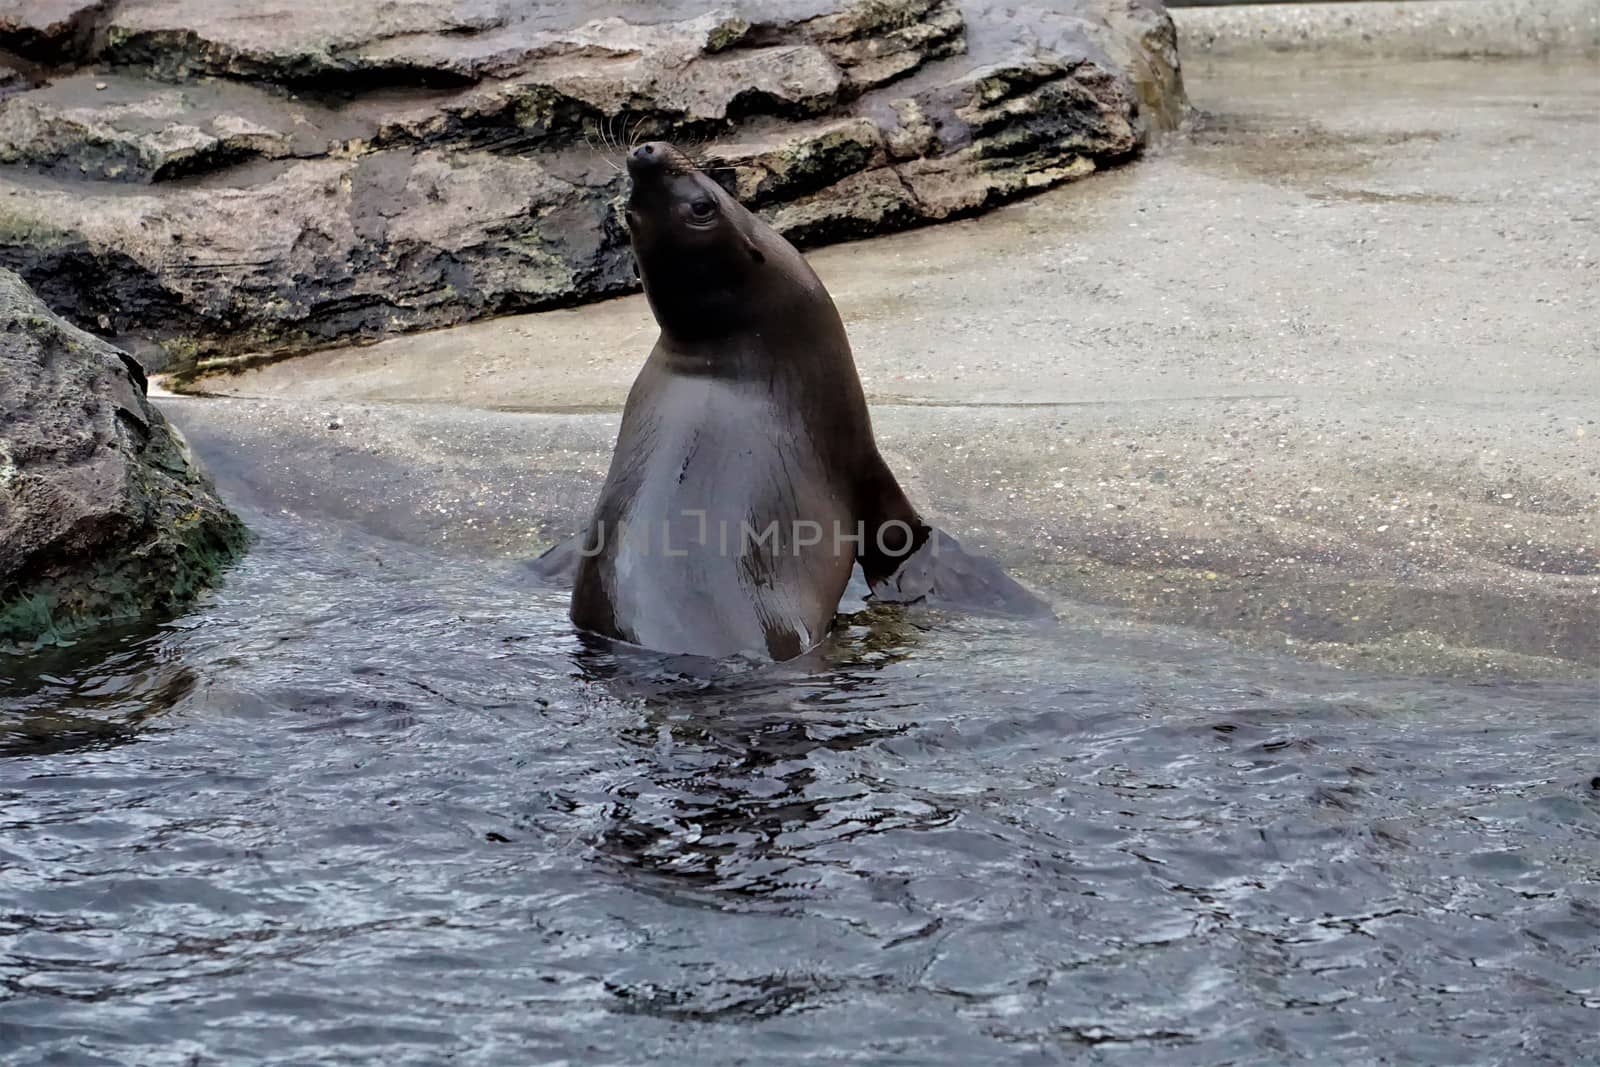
[2,515,1596,1065]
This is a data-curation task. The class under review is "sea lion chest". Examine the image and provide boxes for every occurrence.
[571,361,856,659]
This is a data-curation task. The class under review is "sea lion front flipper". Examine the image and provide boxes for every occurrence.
[853,462,1050,617]
[524,534,582,586]
[869,527,1052,618]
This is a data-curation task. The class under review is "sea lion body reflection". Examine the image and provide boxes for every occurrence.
[557,142,1042,660]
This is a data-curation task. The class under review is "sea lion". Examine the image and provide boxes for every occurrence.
[536,141,1044,660]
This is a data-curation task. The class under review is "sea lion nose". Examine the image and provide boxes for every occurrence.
[627,141,669,178]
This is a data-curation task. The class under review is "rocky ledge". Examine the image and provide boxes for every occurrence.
[0,268,246,649]
[0,0,1183,375]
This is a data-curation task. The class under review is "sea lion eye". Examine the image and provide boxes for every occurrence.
[688,198,717,221]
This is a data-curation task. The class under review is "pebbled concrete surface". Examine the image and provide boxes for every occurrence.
[1174,0,1600,60]
[167,55,1600,678]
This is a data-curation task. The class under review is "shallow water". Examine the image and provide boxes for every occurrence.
[2,515,1597,1066]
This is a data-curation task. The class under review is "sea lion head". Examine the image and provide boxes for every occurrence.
[624,141,795,344]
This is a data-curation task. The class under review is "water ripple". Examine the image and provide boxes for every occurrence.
[1,519,1596,1065]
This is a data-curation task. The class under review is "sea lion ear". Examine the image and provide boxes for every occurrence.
[747,241,766,265]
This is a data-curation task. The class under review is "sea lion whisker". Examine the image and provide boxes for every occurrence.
[594,114,628,170]
[628,115,652,150]
[583,125,622,172]
[678,146,727,172]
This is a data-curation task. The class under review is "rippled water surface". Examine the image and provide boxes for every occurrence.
[3,517,1597,1065]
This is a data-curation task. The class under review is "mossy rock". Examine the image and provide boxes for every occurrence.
[0,268,248,650]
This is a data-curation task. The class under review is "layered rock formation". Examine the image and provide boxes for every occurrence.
[0,268,246,648]
[0,1,1185,374]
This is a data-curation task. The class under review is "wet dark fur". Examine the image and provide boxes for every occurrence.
[555,142,1042,660]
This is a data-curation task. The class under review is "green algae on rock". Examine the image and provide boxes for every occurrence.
[0,268,247,650]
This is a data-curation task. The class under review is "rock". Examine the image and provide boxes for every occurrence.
[96,1,962,93]
[710,117,887,205]
[0,0,1187,374]
[0,147,626,367]
[0,0,107,63]
[1097,0,1187,133]
[0,268,246,649]
[0,73,367,181]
